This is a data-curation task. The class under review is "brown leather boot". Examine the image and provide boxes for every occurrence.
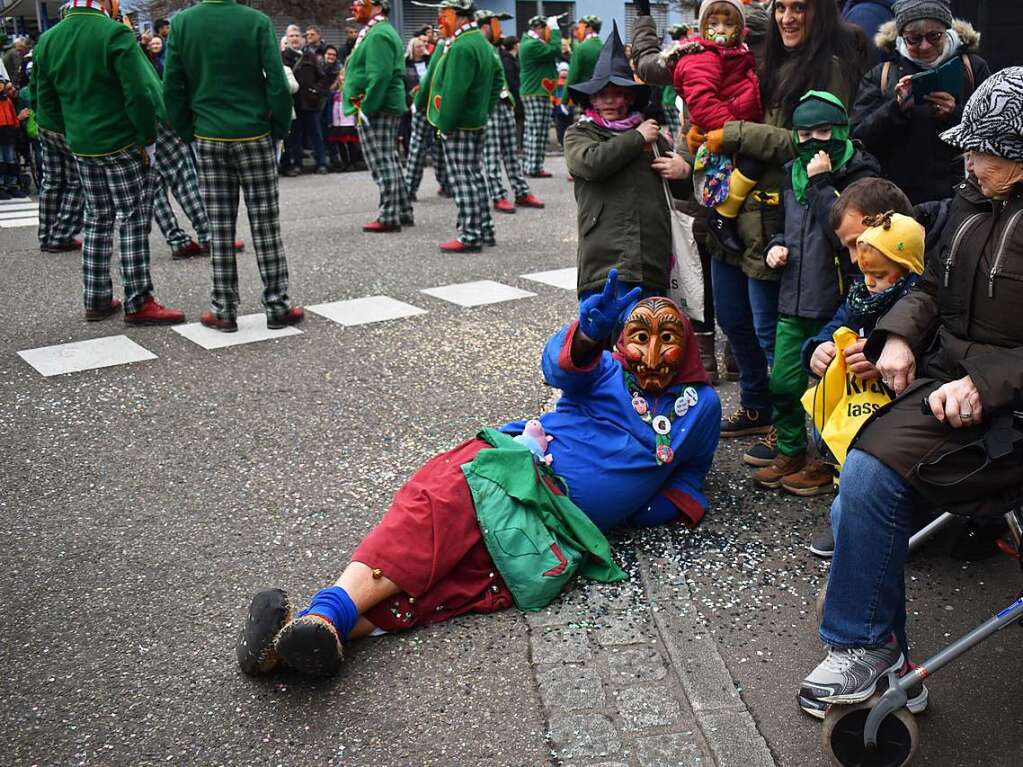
[695,332,719,384]
[722,340,740,381]
[752,451,807,489]
[780,459,836,497]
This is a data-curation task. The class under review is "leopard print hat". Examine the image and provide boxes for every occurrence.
[941,67,1023,163]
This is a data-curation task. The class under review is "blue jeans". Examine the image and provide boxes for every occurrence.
[710,258,779,411]
[823,449,914,654]
[286,109,327,170]
[0,143,17,186]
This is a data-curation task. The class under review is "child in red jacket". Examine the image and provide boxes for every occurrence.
[673,0,764,255]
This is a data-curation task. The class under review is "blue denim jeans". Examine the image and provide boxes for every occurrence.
[286,109,327,170]
[0,143,17,186]
[823,449,915,654]
[710,258,779,411]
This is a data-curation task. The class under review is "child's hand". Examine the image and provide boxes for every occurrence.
[766,245,788,269]
[809,341,837,377]
[806,150,831,177]
[652,151,691,180]
[635,119,661,143]
[843,338,880,381]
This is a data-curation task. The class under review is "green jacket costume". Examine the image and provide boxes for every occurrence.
[567,35,602,89]
[630,14,855,281]
[342,18,407,117]
[565,119,686,296]
[32,6,161,155]
[426,26,501,133]
[466,429,624,611]
[163,0,292,142]
[519,28,562,98]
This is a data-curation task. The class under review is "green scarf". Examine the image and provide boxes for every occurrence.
[790,90,855,205]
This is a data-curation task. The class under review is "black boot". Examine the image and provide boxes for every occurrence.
[235,588,292,676]
[695,332,719,384]
[707,209,745,256]
[722,340,740,382]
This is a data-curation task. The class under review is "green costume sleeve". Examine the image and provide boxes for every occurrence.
[547,29,563,61]
[434,45,474,133]
[361,31,398,114]
[259,16,293,140]
[489,50,503,115]
[162,21,193,141]
[111,27,159,146]
[31,50,63,133]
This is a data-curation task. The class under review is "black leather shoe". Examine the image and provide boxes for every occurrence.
[707,209,745,255]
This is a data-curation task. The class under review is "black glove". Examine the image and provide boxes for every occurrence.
[635,0,650,16]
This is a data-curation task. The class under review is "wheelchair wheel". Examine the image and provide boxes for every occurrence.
[822,694,919,767]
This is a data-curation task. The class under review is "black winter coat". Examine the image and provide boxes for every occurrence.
[285,48,327,112]
[850,20,989,204]
[857,178,1023,516]
[770,148,882,320]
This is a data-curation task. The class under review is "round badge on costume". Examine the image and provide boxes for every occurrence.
[632,396,648,416]
[652,415,671,435]
[682,387,698,407]
[673,398,689,417]
[656,444,674,464]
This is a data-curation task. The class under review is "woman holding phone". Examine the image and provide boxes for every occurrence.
[850,0,989,204]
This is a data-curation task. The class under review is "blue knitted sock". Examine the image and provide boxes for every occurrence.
[298,586,358,640]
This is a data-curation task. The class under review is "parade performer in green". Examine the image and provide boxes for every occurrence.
[342,0,414,233]
[415,0,502,253]
[32,0,185,325]
[163,0,304,333]
[477,9,545,215]
[567,15,603,90]
[519,14,562,178]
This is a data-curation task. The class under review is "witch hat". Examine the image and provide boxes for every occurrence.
[568,20,649,109]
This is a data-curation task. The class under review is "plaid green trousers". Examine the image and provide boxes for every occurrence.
[521,95,551,174]
[193,136,291,321]
[357,112,413,226]
[38,128,84,249]
[75,147,153,313]
[441,128,493,247]
[483,101,530,202]
[150,123,210,250]
[404,110,448,195]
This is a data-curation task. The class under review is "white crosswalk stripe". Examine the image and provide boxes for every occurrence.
[0,197,40,228]
[15,273,570,375]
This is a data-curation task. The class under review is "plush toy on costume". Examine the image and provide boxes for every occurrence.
[514,418,554,465]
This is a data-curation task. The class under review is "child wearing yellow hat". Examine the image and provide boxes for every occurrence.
[803,210,925,380]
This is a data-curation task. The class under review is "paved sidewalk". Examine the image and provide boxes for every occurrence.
[527,543,776,767]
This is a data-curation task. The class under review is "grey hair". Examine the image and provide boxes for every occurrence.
[285,24,302,35]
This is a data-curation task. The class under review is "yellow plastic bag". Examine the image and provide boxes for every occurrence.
[801,327,893,468]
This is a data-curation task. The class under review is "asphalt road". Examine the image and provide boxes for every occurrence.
[1,159,1020,767]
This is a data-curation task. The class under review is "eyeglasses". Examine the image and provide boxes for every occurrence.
[902,31,944,47]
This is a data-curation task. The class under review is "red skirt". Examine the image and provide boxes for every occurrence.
[354,438,513,632]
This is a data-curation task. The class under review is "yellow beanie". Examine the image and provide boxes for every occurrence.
[856,211,925,275]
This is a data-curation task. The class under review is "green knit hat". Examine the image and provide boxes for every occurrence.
[792,90,849,130]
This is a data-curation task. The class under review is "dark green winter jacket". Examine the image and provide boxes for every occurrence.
[565,118,688,296]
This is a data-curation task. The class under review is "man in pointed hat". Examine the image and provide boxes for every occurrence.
[567,15,603,90]
[477,9,544,215]
[415,0,502,252]
[32,0,186,325]
[519,14,563,178]
[341,0,413,233]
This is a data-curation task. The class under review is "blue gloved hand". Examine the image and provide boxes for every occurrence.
[577,268,643,343]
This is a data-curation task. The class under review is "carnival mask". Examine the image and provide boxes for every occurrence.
[574,21,587,42]
[438,8,458,38]
[618,298,685,393]
[352,0,373,24]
